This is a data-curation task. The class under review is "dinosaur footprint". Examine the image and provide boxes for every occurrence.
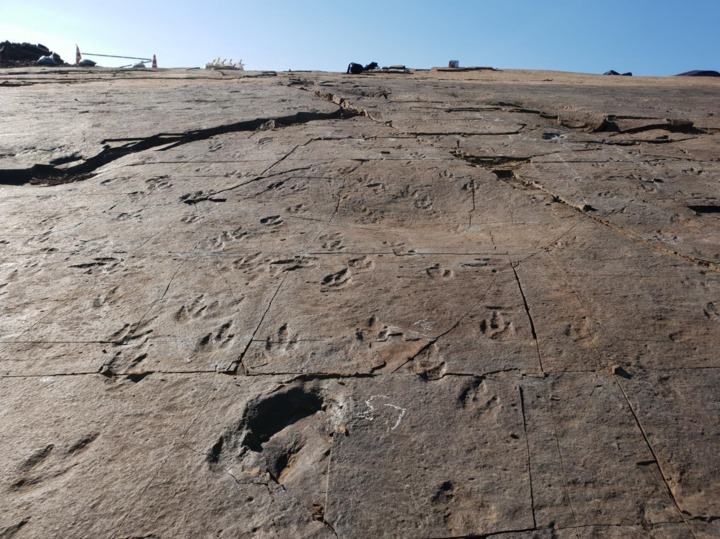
[348,255,374,270]
[196,321,235,351]
[175,295,222,322]
[198,228,247,251]
[414,193,433,209]
[479,310,515,340]
[426,263,454,279]
[321,268,351,290]
[265,323,299,352]
[319,232,345,251]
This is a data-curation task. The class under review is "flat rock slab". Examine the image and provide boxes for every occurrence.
[1,67,719,538]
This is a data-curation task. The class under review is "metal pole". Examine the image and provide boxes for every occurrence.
[81,53,151,61]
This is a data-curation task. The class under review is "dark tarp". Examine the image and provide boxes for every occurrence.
[346,61,378,74]
[603,70,632,76]
[675,70,720,77]
[36,55,57,66]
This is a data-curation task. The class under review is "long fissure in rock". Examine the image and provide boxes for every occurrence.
[510,263,544,374]
[528,180,720,274]
[0,107,361,187]
[614,380,699,538]
[518,385,537,530]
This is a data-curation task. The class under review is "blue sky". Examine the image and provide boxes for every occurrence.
[1,0,718,75]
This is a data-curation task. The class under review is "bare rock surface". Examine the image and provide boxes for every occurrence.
[1,67,719,538]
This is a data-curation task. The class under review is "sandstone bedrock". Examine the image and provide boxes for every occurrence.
[1,67,719,538]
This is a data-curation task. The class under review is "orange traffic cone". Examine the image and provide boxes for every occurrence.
[76,45,81,66]
[152,54,157,69]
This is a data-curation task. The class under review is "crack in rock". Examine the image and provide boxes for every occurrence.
[0,107,361,187]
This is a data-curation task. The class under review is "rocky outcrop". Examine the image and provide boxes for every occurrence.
[1,67,719,538]
[0,42,65,67]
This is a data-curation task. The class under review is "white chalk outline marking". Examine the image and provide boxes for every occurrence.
[413,319,433,331]
[358,395,407,431]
